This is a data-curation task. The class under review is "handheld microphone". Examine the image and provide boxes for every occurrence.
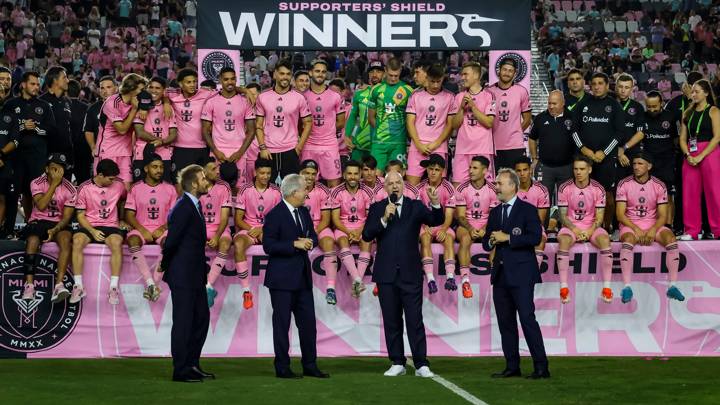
[388,193,398,221]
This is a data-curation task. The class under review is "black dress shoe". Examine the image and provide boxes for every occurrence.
[172,375,203,383]
[526,370,551,379]
[276,369,303,379]
[192,367,216,379]
[303,368,330,378]
[491,369,522,378]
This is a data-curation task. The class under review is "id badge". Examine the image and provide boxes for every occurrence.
[689,137,698,153]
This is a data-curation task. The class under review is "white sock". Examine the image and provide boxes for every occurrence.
[462,276,469,283]
[446,273,455,279]
[560,282,568,289]
[624,284,631,288]
[206,282,212,289]
[426,273,435,282]
[243,286,250,292]
[146,279,155,287]
[74,275,83,287]
[110,276,119,289]
[603,281,611,288]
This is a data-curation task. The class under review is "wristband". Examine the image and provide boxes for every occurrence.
[259,144,267,150]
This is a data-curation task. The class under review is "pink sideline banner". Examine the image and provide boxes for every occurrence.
[197,49,243,87]
[2,242,719,358]
[488,50,531,91]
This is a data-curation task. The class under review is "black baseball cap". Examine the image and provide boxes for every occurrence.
[300,159,319,171]
[632,151,654,165]
[137,90,154,111]
[47,153,69,168]
[368,61,384,71]
[420,154,446,169]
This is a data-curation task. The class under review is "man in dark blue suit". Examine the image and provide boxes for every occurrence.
[160,164,212,383]
[262,174,328,379]
[362,171,444,378]
[483,168,550,379]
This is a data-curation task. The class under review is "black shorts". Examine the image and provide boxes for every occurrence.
[76,226,127,243]
[0,175,14,197]
[590,157,617,192]
[652,162,676,195]
[494,149,526,172]
[21,220,70,240]
[132,159,175,183]
[269,149,300,183]
[172,147,210,180]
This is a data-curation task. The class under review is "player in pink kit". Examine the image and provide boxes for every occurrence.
[21,154,76,302]
[616,153,685,303]
[406,64,458,185]
[455,156,499,298]
[201,67,256,180]
[255,59,312,182]
[132,76,177,183]
[373,160,420,202]
[302,60,346,187]
[234,158,282,309]
[556,155,613,304]
[451,62,496,185]
[361,155,383,189]
[299,159,338,304]
[125,153,177,302]
[415,154,458,294]
[328,78,352,162]
[330,160,375,298]
[241,82,262,183]
[485,58,533,170]
[70,159,128,305]
[514,157,550,268]
[95,73,147,186]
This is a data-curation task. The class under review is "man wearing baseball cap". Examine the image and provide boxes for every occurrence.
[345,61,385,162]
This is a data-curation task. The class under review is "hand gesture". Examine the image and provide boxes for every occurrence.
[293,238,313,250]
[151,228,165,240]
[463,94,474,109]
[213,149,228,162]
[248,227,262,238]
[44,226,59,242]
[426,186,440,206]
[207,235,219,249]
[91,228,106,242]
[141,229,154,243]
[48,165,64,186]
[259,149,272,160]
[137,109,148,121]
[383,202,397,222]
[436,228,447,242]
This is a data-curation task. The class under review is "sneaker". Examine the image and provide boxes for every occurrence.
[326,288,337,305]
[22,283,35,300]
[666,286,686,301]
[427,280,438,294]
[621,286,634,304]
[444,278,457,291]
[601,287,613,303]
[351,280,366,298]
[51,285,70,303]
[69,285,86,304]
[560,287,570,304]
[461,281,473,298]
[243,291,254,309]
[142,286,152,301]
[703,232,716,240]
[108,287,120,305]
[383,364,406,377]
[415,366,435,378]
[372,284,379,296]
[206,286,218,308]
[610,229,620,242]
[677,234,696,241]
[150,285,161,302]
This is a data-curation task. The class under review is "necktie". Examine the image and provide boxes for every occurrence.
[396,201,402,218]
[293,208,304,234]
[197,201,203,217]
[501,203,509,226]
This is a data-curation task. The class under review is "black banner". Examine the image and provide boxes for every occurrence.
[198,0,530,51]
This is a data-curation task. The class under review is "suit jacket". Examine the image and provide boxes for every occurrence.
[362,198,444,285]
[161,194,208,289]
[482,198,543,287]
[262,203,319,291]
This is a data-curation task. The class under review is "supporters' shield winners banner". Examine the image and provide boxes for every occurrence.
[197,0,531,51]
[1,242,720,358]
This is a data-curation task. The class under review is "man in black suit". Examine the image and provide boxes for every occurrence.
[483,168,550,379]
[160,164,213,383]
[362,171,444,378]
[262,173,328,379]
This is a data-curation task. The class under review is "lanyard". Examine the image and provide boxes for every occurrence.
[688,105,709,137]
[621,98,631,111]
[568,93,584,111]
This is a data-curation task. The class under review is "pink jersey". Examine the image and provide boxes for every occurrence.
[330,183,374,227]
[517,182,550,209]
[29,175,76,222]
[167,88,214,148]
[454,181,498,229]
[133,102,177,160]
[616,176,668,227]
[199,180,233,230]
[74,179,127,228]
[557,179,606,228]
[304,88,345,151]
[236,183,282,227]
[124,181,176,229]
[96,94,134,157]
[373,181,420,202]
[416,179,456,208]
[255,88,311,153]
[338,102,351,156]
[406,89,458,154]
[201,93,255,153]
[453,90,496,155]
[305,183,332,227]
[485,83,531,151]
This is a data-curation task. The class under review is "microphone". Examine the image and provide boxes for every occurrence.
[388,193,398,221]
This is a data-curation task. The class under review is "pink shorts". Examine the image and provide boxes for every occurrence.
[127,227,168,245]
[95,155,132,182]
[558,227,609,244]
[334,227,363,241]
[421,225,456,240]
[317,228,335,240]
[452,153,494,184]
[407,149,447,178]
[234,229,260,244]
[207,227,232,241]
[301,149,342,181]
[619,224,672,242]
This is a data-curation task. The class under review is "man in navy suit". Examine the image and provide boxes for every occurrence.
[483,168,550,379]
[362,171,444,378]
[262,174,328,379]
[160,164,212,383]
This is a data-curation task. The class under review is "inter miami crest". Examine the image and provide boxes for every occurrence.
[201,51,235,83]
[494,52,528,85]
[0,252,80,353]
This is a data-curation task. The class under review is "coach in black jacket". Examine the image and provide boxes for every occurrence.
[160,164,212,383]
[483,168,549,380]
[362,171,444,378]
[262,174,327,379]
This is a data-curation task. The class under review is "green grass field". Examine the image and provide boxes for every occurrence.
[2,357,719,404]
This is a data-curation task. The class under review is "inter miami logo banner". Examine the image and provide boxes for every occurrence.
[198,49,244,88]
[197,0,531,51]
[488,50,532,91]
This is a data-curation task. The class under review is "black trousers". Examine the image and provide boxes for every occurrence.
[269,149,300,184]
[494,148,526,172]
[377,276,428,368]
[170,286,210,378]
[269,287,318,373]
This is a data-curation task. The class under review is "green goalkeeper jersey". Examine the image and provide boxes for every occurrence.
[345,85,374,151]
[368,80,414,145]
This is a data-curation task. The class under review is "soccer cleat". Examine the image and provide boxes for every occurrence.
[150,285,162,302]
[560,287,570,304]
[22,283,35,300]
[51,285,70,303]
[206,286,218,308]
[108,287,120,305]
[677,234,696,241]
[444,278,457,291]
[326,288,337,305]
[351,280,366,298]
[243,291,254,309]
[69,285,86,304]
[621,286,634,304]
[666,286,686,301]
[427,280,438,294]
[372,284,379,296]
[461,281,473,298]
[601,288,613,303]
